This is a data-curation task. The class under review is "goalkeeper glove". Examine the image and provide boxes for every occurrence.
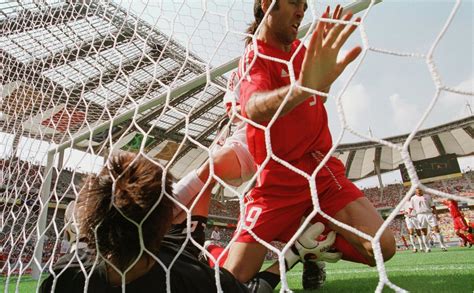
[285,222,342,270]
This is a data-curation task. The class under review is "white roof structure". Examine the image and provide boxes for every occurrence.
[169,116,474,182]
[1,0,228,163]
[335,116,474,180]
[1,1,472,184]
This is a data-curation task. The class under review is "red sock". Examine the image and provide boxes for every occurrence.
[466,233,474,244]
[207,244,228,267]
[334,235,370,265]
[456,232,470,245]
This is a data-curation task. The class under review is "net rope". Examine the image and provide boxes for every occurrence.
[0,0,472,292]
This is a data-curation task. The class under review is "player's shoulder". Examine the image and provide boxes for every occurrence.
[240,41,273,67]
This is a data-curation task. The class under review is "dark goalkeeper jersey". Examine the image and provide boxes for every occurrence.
[40,217,248,293]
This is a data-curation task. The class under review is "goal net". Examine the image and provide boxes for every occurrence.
[0,0,472,292]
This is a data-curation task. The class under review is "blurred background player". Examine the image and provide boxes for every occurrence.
[441,199,474,247]
[401,197,427,252]
[210,226,222,244]
[410,188,448,252]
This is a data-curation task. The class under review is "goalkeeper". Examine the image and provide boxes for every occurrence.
[40,152,332,292]
[40,152,248,292]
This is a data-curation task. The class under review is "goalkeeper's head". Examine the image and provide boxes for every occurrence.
[76,151,175,270]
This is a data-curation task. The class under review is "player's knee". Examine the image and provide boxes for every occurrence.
[380,230,396,262]
[363,230,395,266]
[196,162,211,182]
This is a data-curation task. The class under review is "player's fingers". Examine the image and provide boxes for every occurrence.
[328,4,342,31]
[335,4,343,20]
[323,6,331,39]
[321,231,337,247]
[305,222,325,240]
[306,13,324,54]
[333,16,361,51]
[313,11,329,55]
[326,4,341,31]
[324,12,353,48]
[321,251,342,263]
[338,46,362,71]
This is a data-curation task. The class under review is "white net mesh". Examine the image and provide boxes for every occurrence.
[0,0,473,292]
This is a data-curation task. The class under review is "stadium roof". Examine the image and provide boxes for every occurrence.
[334,116,474,180]
[169,116,474,183]
[0,0,227,163]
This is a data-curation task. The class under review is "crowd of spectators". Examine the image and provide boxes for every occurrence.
[362,184,403,209]
[0,213,66,276]
[1,160,472,274]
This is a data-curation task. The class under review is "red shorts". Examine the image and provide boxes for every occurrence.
[453,216,469,231]
[235,170,364,243]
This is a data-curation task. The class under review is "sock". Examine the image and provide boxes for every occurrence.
[172,170,205,216]
[466,233,474,244]
[435,232,445,247]
[416,236,423,250]
[421,235,429,250]
[456,232,469,245]
[254,271,280,289]
[333,235,370,265]
[408,235,416,249]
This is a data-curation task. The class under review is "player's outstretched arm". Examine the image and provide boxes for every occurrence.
[245,6,361,123]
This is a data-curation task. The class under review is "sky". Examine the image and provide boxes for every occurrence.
[115,0,473,139]
[114,0,473,186]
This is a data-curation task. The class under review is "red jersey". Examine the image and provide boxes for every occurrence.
[239,39,333,164]
[233,40,363,243]
[443,200,462,218]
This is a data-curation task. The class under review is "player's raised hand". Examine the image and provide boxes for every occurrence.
[299,6,362,95]
[322,4,343,39]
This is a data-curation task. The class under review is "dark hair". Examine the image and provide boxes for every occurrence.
[245,0,279,45]
[77,152,175,271]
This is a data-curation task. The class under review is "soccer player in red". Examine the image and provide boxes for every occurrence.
[442,199,474,246]
[221,0,396,285]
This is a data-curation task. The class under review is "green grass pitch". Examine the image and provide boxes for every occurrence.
[276,246,474,292]
[1,247,473,292]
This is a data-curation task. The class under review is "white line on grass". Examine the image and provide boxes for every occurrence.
[285,264,474,276]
